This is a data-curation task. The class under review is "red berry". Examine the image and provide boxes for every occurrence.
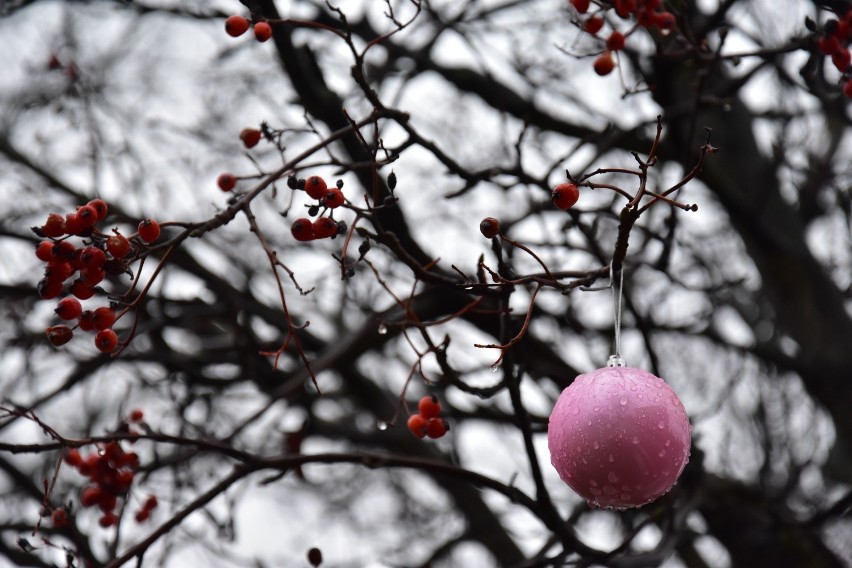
[50,240,76,261]
[38,277,64,300]
[323,188,345,209]
[95,329,118,353]
[98,512,118,528]
[134,509,150,523]
[46,325,74,346]
[51,508,68,528]
[36,240,54,262]
[137,218,160,243]
[44,260,74,282]
[69,279,96,300]
[614,0,635,18]
[123,452,140,469]
[407,414,429,438]
[104,441,124,463]
[426,417,449,439]
[143,495,159,510]
[41,214,66,238]
[88,198,109,221]
[129,409,144,422]
[571,0,590,14]
[291,218,315,242]
[64,213,85,236]
[98,492,117,513]
[76,205,99,229]
[636,9,655,27]
[225,15,250,37]
[584,16,604,35]
[606,31,625,51]
[552,183,580,210]
[79,455,99,477]
[116,470,135,492]
[217,173,237,192]
[304,176,328,199]
[106,234,131,258]
[239,128,262,149]
[82,266,106,286]
[479,217,500,238]
[418,396,442,419]
[55,297,83,320]
[254,21,273,42]
[312,217,338,239]
[80,246,106,269]
[92,306,117,330]
[64,448,83,467]
[307,548,323,567]
[843,79,852,97]
[653,11,676,31]
[832,47,851,72]
[593,51,616,76]
[819,35,841,56]
[81,486,102,508]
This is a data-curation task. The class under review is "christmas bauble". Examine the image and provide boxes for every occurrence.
[548,366,691,508]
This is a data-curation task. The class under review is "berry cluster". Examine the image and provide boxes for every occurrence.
[63,442,139,528]
[406,396,449,439]
[134,494,159,523]
[816,10,852,96]
[552,182,580,210]
[56,410,155,528]
[287,175,347,242]
[34,200,159,352]
[225,15,273,43]
[215,129,264,192]
[570,0,677,76]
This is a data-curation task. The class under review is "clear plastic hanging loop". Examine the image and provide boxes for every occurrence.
[607,264,625,368]
[580,263,626,367]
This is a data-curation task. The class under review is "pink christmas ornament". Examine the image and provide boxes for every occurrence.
[548,365,691,509]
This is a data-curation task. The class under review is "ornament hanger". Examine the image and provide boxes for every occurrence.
[581,262,625,368]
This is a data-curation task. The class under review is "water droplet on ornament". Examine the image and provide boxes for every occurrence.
[658,421,665,429]
[589,479,598,487]
[490,364,500,373]
[607,471,618,483]
[608,454,614,462]
[376,421,388,431]
[665,440,671,447]
[593,441,600,449]
[658,450,666,457]
[594,406,600,412]
[619,397,627,406]
[620,492,632,502]
[632,436,639,444]
[573,408,579,415]
[377,323,388,335]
